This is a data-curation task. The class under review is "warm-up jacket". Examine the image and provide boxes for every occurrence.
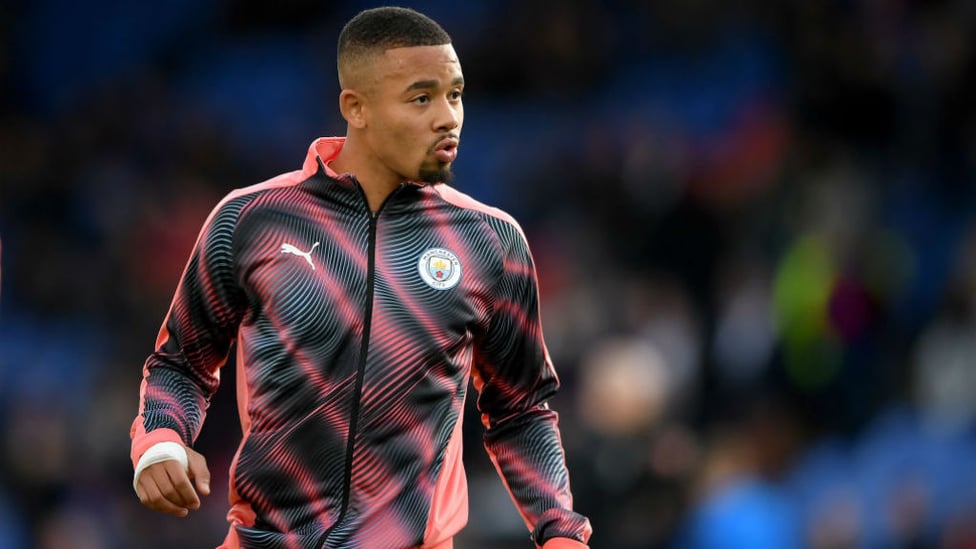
[130,137,592,549]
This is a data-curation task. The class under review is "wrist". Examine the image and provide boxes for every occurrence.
[130,426,183,468]
[541,538,588,549]
[132,441,188,493]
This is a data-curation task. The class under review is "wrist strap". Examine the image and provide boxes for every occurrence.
[133,441,188,493]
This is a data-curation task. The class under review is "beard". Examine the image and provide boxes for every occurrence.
[418,133,459,184]
[418,163,454,185]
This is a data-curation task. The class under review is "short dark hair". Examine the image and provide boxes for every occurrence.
[338,7,451,72]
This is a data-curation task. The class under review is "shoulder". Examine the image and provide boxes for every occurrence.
[208,169,312,224]
[431,184,527,249]
[222,169,311,209]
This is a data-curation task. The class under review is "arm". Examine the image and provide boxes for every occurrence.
[130,197,247,515]
[473,220,592,548]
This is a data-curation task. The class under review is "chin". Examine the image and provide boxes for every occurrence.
[418,164,453,184]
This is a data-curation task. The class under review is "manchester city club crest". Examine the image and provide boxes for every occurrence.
[418,248,462,290]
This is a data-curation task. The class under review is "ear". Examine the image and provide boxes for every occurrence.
[339,89,367,130]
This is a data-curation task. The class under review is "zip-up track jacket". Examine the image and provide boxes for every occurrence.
[130,138,592,548]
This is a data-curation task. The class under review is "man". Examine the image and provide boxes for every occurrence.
[131,7,592,549]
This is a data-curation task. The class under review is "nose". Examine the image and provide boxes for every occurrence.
[434,98,461,133]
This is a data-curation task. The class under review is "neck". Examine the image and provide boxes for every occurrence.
[330,135,403,212]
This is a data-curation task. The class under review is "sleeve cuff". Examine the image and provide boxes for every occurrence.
[541,538,589,549]
[130,427,183,469]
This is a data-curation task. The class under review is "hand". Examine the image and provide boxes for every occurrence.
[135,445,211,517]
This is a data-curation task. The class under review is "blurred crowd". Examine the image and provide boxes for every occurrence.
[2,1,976,547]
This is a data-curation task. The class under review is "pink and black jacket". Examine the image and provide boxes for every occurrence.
[131,138,592,549]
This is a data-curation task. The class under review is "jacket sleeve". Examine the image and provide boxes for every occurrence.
[129,196,248,468]
[473,219,592,548]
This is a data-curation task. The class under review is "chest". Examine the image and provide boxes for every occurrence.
[236,207,498,341]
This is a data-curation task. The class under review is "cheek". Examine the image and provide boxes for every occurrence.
[380,122,427,174]
[368,106,429,170]
[391,122,428,157]
[379,112,415,145]
[385,126,421,167]
[372,115,412,155]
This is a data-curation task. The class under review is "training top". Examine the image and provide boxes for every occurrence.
[130,137,592,549]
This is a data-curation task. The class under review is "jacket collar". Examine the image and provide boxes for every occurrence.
[303,137,346,179]
[302,136,432,188]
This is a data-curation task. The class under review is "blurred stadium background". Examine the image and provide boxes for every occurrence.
[2,0,976,547]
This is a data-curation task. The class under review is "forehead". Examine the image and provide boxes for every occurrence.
[377,44,462,87]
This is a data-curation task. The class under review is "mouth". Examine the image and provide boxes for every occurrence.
[432,136,459,164]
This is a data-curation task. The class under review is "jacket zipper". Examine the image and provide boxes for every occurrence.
[318,182,404,548]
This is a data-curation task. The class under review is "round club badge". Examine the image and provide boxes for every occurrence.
[418,248,462,290]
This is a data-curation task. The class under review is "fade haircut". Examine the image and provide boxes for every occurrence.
[337,7,452,89]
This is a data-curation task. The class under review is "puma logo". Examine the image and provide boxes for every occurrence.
[280,242,320,270]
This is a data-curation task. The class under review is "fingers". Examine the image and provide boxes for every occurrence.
[186,446,212,497]
[137,470,190,517]
[136,460,200,517]
[163,460,200,510]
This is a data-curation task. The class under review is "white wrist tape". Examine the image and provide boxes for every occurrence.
[133,441,189,493]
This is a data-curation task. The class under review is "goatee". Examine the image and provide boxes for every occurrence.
[418,165,453,184]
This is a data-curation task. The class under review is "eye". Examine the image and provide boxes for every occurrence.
[449,89,463,101]
[412,95,430,105]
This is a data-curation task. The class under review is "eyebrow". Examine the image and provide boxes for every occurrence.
[406,76,465,92]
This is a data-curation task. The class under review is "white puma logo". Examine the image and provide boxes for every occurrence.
[280,242,320,270]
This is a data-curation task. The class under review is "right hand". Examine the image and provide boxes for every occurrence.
[135,445,211,517]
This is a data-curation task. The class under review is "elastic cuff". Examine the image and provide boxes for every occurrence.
[130,427,183,468]
[540,538,589,549]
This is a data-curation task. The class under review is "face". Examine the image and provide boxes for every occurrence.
[362,44,464,184]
